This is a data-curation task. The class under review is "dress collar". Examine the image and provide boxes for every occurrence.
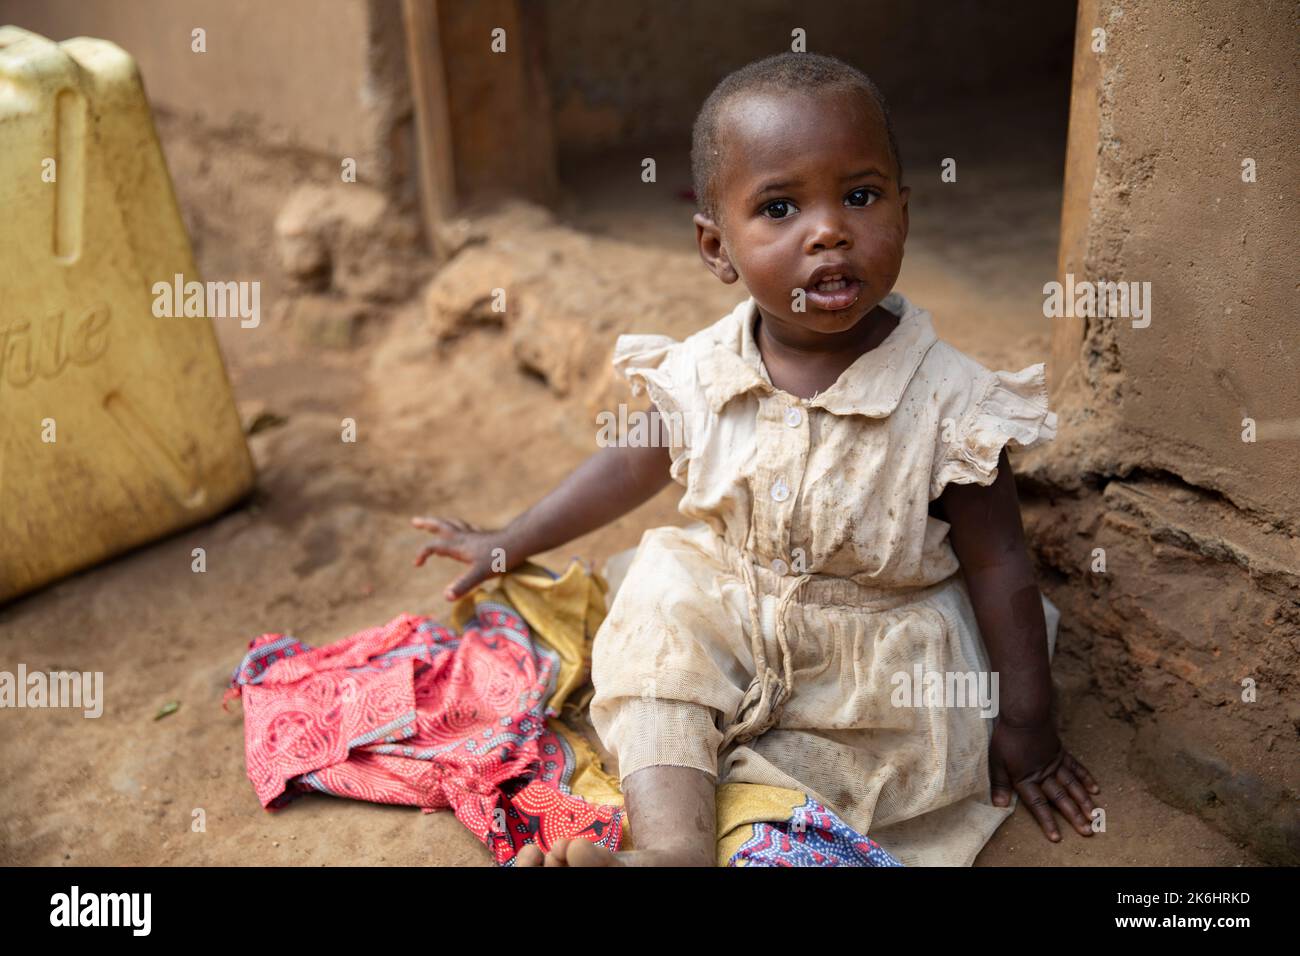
[696,291,938,417]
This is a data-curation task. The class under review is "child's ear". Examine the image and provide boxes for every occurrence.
[694,212,738,284]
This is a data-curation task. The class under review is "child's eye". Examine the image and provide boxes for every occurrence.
[846,187,879,207]
[761,199,797,220]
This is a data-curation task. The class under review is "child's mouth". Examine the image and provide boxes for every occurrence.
[805,274,864,312]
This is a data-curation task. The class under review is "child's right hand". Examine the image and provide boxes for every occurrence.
[411,516,519,602]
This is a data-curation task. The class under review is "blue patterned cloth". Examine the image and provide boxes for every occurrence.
[728,795,904,867]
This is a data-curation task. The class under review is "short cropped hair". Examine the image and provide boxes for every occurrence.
[690,52,902,225]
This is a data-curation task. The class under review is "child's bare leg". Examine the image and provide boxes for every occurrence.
[617,764,717,865]
[516,765,716,867]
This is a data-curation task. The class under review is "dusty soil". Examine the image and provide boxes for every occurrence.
[0,98,1263,867]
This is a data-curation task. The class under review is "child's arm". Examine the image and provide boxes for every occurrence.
[938,447,1102,842]
[412,414,674,600]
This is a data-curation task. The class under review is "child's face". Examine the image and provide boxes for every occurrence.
[695,87,910,336]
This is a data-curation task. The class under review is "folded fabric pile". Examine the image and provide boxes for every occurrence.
[227,557,901,867]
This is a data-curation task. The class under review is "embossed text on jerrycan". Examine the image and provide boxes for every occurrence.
[0,26,255,603]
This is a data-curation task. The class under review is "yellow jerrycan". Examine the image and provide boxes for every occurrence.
[0,26,255,603]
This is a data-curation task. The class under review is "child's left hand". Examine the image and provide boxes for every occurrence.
[988,718,1101,842]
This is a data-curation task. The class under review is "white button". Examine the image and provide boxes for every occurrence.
[771,477,790,502]
[771,558,789,576]
[784,406,802,427]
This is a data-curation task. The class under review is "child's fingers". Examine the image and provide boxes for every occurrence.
[1040,774,1091,836]
[1056,764,1097,821]
[413,516,491,538]
[1017,781,1061,842]
[414,545,452,567]
[416,512,462,535]
[1064,752,1101,793]
[412,515,479,538]
[413,538,467,567]
[989,760,1014,808]
[444,564,489,601]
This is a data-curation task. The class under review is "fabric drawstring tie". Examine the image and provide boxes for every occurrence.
[719,557,811,752]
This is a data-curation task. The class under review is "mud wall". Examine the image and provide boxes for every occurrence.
[0,0,414,199]
[1026,0,1299,862]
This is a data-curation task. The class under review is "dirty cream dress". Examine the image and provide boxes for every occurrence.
[588,291,1060,866]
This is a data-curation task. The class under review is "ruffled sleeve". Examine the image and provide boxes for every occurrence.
[610,333,699,485]
[930,363,1058,499]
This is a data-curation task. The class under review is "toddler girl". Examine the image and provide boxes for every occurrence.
[413,51,1100,866]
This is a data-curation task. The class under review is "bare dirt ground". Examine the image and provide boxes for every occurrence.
[0,97,1262,867]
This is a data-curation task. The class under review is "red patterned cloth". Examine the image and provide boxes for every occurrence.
[226,602,622,864]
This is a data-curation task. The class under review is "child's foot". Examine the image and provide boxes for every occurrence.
[516,838,623,866]
[515,838,712,867]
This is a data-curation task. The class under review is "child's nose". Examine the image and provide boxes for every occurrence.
[803,212,854,253]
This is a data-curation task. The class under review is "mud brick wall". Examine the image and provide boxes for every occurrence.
[1025,0,1298,862]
